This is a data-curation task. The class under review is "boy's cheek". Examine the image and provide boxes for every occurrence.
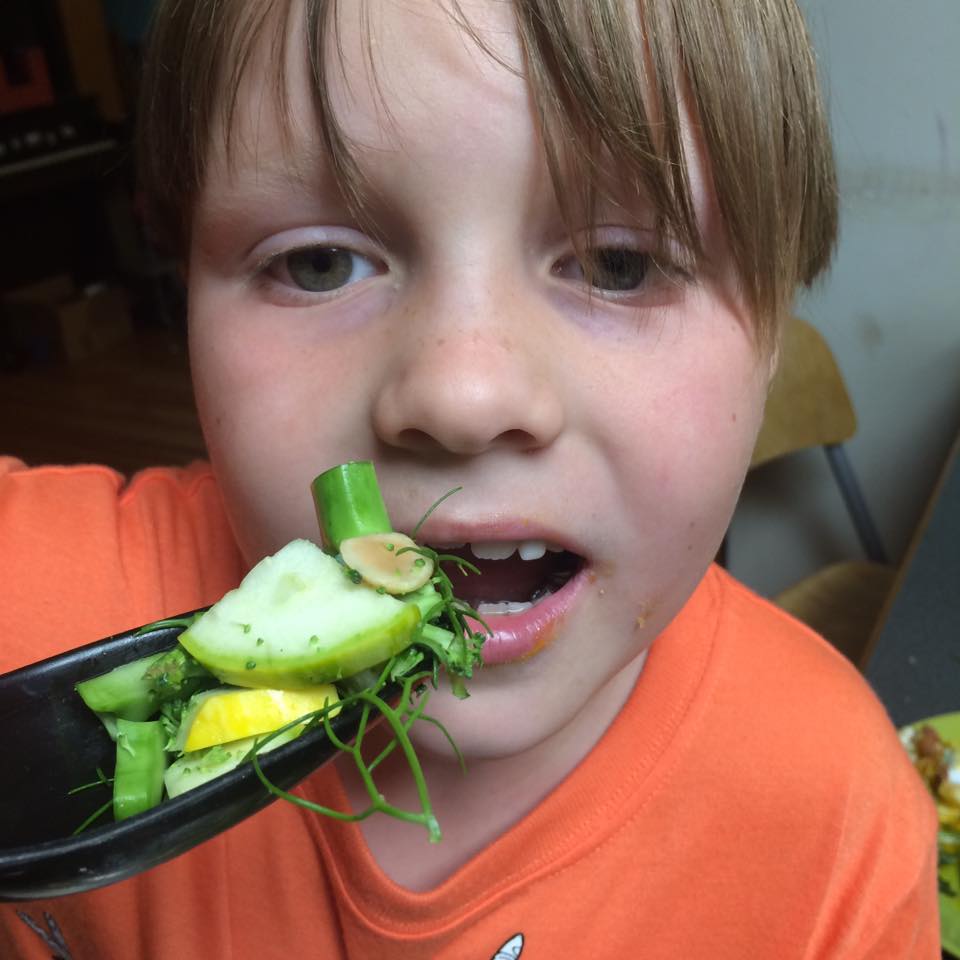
[607,369,765,560]
[611,358,765,479]
[184,301,333,559]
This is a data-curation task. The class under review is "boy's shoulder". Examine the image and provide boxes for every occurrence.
[600,563,928,824]
[0,457,223,532]
[0,458,243,670]
[707,564,892,736]
[579,567,940,957]
[0,455,217,499]
[691,565,933,831]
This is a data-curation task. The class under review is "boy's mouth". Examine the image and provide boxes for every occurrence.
[424,539,587,664]
[432,540,583,614]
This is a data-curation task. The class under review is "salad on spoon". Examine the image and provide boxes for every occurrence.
[0,460,486,900]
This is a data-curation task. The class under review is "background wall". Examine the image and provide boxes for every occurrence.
[729,0,960,597]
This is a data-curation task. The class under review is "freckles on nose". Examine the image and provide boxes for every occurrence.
[371,332,564,456]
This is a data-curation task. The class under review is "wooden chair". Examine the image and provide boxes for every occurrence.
[752,317,888,564]
[775,560,896,665]
[741,317,896,664]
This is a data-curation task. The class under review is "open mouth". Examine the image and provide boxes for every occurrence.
[428,540,584,616]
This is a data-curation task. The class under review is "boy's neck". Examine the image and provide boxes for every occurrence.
[335,653,647,892]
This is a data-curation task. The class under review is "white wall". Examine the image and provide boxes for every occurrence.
[729,0,960,597]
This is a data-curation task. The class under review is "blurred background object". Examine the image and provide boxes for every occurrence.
[0,0,202,473]
[729,0,959,614]
[723,317,897,664]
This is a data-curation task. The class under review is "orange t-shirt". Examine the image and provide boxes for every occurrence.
[0,458,940,959]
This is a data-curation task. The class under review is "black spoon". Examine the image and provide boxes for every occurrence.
[0,613,372,902]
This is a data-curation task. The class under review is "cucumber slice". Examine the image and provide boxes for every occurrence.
[178,539,421,689]
[164,728,301,799]
[340,532,434,594]
[76,648,215,723]
[76,652,167,721]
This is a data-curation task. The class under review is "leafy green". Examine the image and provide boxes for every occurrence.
[159,699,189,751]
[396,544,488,698]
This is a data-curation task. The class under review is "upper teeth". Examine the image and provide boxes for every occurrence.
[469,540,562,561]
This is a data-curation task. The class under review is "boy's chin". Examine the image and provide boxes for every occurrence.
[406,654,646,766]
[405,684,573,764]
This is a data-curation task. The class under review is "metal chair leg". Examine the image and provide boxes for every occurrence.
[823,444,889,564]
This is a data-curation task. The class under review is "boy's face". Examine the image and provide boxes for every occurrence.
[187,0,772,760]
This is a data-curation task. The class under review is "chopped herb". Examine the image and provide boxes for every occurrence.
[245,660,256,670]
[142,647,214,699]
[159,699,187,743]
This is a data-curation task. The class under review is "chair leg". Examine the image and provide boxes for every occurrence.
[823,444,889,564]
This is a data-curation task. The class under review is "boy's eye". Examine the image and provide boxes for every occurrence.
[266,247,380,293]
[554,247,651,293]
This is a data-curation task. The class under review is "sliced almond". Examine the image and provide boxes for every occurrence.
[340,532,434,594]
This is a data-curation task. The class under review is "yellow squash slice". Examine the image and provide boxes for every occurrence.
[177,684,340,753]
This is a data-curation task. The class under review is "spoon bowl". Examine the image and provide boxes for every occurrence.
[0,614,368,901]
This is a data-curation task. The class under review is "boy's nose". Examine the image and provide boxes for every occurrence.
[371,309,565,457]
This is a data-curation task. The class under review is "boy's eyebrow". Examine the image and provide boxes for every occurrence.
[197,150,345,215]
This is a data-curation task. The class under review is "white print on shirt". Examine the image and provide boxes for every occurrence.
[491,932,524,959]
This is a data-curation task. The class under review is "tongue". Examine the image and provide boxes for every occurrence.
[440,550,572,604]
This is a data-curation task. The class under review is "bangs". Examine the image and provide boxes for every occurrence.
[510,0,838,347]
[138,0,296,253]
[138,0,837,348]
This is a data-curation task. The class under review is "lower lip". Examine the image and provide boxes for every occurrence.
[467,566,589,666]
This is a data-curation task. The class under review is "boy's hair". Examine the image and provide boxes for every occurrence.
[138,0,837,348]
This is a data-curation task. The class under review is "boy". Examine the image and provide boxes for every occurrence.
[0,0,939,957]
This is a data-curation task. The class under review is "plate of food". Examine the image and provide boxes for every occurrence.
[900,712,960,956]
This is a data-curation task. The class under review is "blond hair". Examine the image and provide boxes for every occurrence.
[138,0,837,347]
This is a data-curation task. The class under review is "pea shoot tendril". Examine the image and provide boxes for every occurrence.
[248,660,452,842]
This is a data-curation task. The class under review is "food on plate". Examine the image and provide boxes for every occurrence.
[901,721,960,895]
